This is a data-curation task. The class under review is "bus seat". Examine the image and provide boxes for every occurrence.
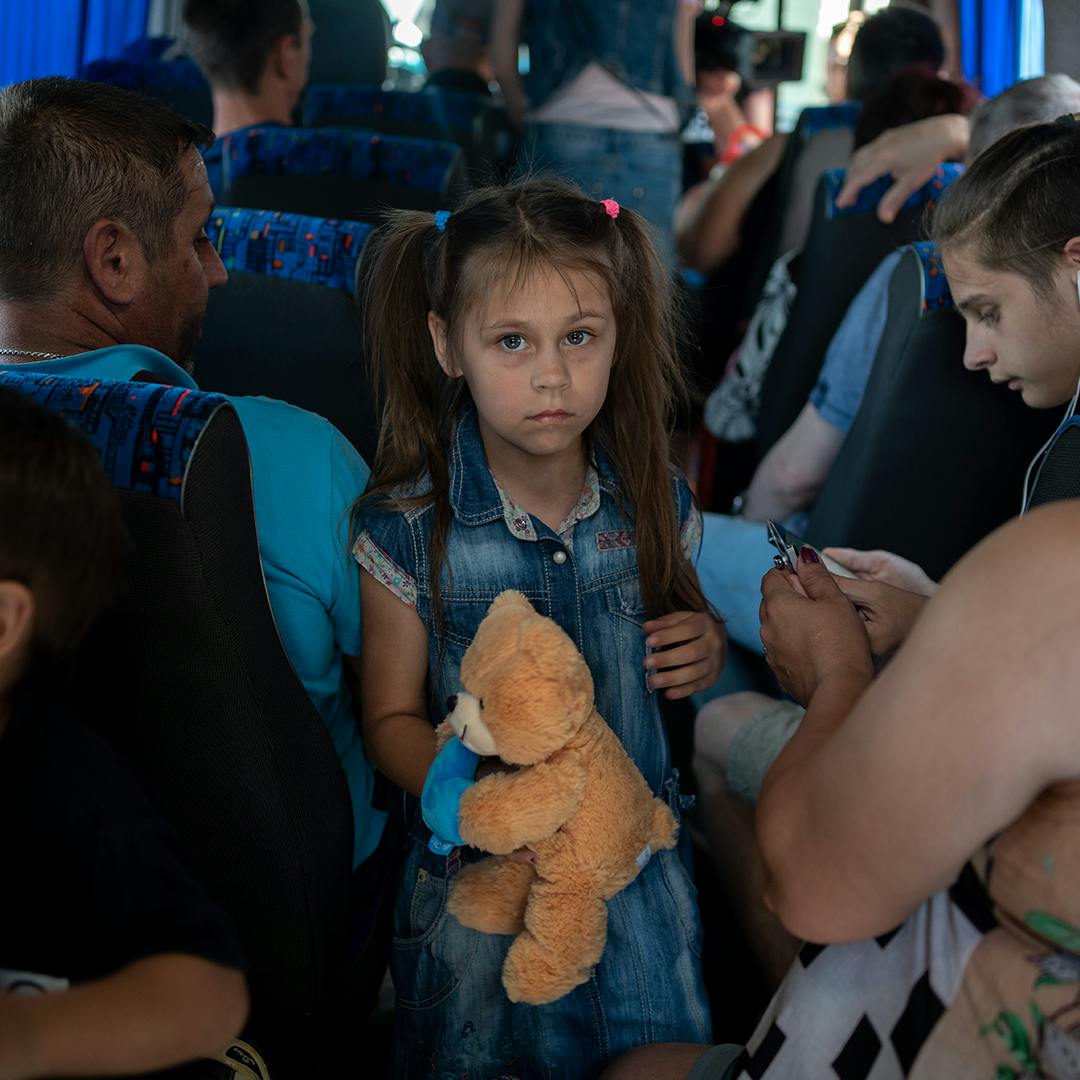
[80,56,212,128]
[195,206,376,463]
[740,102,861,320]
[805,244,1058,579]
[1022,415,1080,511]
[753,163,963,461]
[207,205,372,291]
[219,125,467,221]
[0,372,354,1030]
[301,83,514,181]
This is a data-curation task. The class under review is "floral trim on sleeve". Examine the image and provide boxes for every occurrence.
[680,503,703,562]
[352,529,418,608]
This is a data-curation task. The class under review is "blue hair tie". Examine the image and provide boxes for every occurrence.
[434,210,451,232]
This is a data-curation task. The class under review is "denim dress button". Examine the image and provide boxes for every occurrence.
[552,549,568,565]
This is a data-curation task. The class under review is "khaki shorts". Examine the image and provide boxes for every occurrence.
[725,699,805,806]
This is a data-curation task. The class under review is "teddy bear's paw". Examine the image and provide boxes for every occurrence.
[502,933,594,1006]
[447,859,533,935]
[433,720,455,751]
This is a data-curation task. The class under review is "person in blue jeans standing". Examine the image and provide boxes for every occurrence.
[491,0,697,265]
[352,178,725,1078]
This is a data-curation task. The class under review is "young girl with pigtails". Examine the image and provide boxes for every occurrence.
[352,177,725,1078]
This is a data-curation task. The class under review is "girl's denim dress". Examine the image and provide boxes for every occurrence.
[355,408,712,1079]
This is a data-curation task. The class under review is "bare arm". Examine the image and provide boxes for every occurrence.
[490,0,527,128]
[358,571,436,798]
[756,503,1080,943]
[836,114,970,223]
[675,133,787,273]
[673,0,698,87]
[0,955,247,1079]
[742,404,844,522]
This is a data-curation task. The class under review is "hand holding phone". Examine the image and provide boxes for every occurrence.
[766,521,857,578]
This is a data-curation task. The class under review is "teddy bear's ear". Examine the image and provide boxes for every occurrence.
[490,590,534,614]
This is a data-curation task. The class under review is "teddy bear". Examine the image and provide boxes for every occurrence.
[432,589,678,1006]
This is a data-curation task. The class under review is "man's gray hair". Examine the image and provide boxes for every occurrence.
[969,74,1080,159]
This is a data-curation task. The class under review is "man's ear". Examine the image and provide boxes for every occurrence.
[83,219,146,306]
[428,311,460,377]
[0,581,34,664]
[270,32,304,83]
[1064,236,1080,268]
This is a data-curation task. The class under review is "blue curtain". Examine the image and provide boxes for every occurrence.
[0,0,148,88]
[959,0,1021,98]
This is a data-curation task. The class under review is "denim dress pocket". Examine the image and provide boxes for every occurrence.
[391,839,480,1011]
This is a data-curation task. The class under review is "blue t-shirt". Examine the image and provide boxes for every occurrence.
[809,249,902,433]
[0,346,384,869]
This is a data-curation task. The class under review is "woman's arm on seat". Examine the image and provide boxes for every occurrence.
[836,114,970,223]
[756,502,1080,943]
[675,133,788,272]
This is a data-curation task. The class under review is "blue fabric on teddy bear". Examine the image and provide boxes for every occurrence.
[421,736,479,853]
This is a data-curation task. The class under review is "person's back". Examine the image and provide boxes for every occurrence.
[0,386,249,1079]
[492,0,696,263]
[183,0,313,194]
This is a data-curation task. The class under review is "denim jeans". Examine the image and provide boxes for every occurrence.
[390,779,712,1079]
[519,122,681,266]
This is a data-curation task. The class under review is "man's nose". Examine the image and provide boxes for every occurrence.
[204,245,228,289]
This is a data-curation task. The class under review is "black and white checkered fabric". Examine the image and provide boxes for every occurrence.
[733,872,995,1078]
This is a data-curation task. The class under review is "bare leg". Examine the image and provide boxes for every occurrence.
[693,692,800,986]
[600,1043,714,1079]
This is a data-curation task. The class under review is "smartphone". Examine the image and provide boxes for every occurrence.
[765,520,857,578]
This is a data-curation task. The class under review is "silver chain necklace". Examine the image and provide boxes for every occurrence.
[0,347,64,360]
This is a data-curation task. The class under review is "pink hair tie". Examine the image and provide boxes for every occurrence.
[600,198,620,220]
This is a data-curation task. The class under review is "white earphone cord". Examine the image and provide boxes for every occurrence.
[1021,374,1080,515]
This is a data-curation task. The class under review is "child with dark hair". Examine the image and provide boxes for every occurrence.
[352,177,726,1077]
[0,387,249,1078]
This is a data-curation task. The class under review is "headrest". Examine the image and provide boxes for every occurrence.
[120,36,181,62]
[208,207,371,292]
[911,241,954,312]
[0,372,229,503]
[81,55,208,91]
[221,126,461,194]
[302,84,495,132]
[824,162,964,219]
[798,102,861,141]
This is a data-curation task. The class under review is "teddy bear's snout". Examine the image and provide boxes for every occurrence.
[446,695,458,712]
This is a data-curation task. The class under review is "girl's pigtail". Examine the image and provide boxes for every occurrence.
[356,211,458,502]
[595,206,703,618]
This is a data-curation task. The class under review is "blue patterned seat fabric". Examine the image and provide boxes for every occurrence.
[798,102,861,140]
[207,207,371,291]
[221,126,461,194]
[824,162,964,219]
[302,84,493,134]
[0,372,228,503]
[81,55,209,92]
[911,240,954,312]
